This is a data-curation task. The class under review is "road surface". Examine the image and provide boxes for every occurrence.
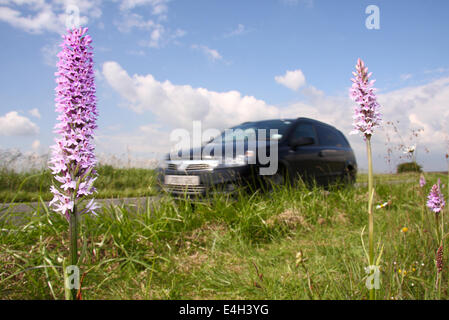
[0,196,161,224]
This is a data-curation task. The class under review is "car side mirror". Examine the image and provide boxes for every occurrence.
[289,136,315,148]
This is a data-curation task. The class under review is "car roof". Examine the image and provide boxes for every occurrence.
[242,117,338,130]
[240,119,296,125]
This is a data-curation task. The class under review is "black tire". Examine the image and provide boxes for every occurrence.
[342,167,356,186]
[261,166,288,192]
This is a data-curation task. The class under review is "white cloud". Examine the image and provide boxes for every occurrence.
[102,61,279,130]
[41,41,60,66]
[126,49,146,56]
[400,74,412,81]
[138,25,185,48]
[115,1,185,48]
[148,23,164,47]
[0,4,63,34]
[0,0,182,48]
[115,12,156,32]
[119,0,169,18]
[275,69,306,91]
[424,67,449,75]
[0,111,39,136]
[28,108,41,118]
[0,0,102,34]
[378,77,449,148]
[191,44,222,61]
[224,24,246,38]
[95,123,171,165]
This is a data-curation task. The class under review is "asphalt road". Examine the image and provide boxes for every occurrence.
[1,196,158,213]
[0,196,163,225]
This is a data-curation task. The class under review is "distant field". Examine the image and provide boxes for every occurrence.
[356,172,448,184]
[1,169,448,299]
[0,165,158,203]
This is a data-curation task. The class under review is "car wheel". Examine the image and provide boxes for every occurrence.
[342,167,356,186]
[266,172,285,185]
[262,167,287,191]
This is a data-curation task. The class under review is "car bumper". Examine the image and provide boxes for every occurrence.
[156,165,256,197]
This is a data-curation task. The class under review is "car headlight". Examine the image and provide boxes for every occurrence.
[221,151,255,167]
[222,155,246,166]
[245,150,255,158]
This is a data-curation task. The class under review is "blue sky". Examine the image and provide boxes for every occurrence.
[1,0,449,172]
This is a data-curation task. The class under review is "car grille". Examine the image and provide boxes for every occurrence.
[167,163,177,170]
[166,162,214,172]
[185,164,211,171]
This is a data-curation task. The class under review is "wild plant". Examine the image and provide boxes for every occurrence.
[349,58,382,300]
[48,27,98,300]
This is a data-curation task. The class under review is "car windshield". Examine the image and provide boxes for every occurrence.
[213,119,293,142]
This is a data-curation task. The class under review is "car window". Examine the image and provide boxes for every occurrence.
[316,125,349,147]
[292,123,317,143]
[214,120,293,142]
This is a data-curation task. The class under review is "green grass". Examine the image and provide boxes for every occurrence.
[0,165,158,203]
[1,171,448,299]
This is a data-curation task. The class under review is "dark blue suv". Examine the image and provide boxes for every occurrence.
[157,118,357,196]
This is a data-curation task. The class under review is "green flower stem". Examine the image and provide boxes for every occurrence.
[366,136,375,300]
[69,205,78,300]
[437,209,444,298]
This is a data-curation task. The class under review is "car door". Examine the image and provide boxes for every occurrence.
[283,121,324,185]
[314,124,349,184]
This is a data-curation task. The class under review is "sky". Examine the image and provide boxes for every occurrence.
[0,0,449,172]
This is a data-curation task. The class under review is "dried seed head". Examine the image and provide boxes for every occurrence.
[296,250,307,266]
[436,246,444,273]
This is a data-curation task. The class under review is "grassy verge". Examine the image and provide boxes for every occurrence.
[1,172,448,299]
